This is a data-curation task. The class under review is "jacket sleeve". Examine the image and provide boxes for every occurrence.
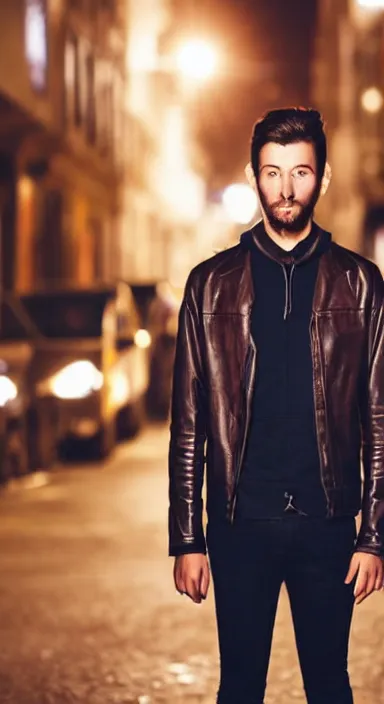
[168,270,207,557]
[356,264,384,557]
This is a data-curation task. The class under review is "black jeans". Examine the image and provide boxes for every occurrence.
[206,514,356,704]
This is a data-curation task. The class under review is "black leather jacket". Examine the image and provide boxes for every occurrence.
[168,223,384,558]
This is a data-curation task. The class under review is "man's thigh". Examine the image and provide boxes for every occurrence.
[285,517,356,703]
[207,519,286,701]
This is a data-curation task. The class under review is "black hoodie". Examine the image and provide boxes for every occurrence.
[236,221,332,519]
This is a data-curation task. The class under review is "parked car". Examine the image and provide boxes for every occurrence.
[20,282,151,461]
[0,294,36,481]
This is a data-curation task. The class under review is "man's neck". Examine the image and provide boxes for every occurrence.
[263,218,313,252]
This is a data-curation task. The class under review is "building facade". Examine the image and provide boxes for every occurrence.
[0,0,126,292]
[312,0,384,269]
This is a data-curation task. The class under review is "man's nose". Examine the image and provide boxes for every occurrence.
[281,175,294,201]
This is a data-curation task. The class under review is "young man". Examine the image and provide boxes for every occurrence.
[168,108,384,703]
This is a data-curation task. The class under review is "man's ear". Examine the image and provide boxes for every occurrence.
[245,162,257,191]
[320,162,332,197]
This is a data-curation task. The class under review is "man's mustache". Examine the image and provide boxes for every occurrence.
[272,199,302,208]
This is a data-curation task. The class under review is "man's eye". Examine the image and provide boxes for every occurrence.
[296,170,309,178]
[267,171,278,177]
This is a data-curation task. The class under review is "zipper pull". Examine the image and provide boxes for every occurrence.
[284,492,296,511]
[284,492,308,516]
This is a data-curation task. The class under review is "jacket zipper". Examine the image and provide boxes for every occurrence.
[231,261,296,521]
[310,314,331,516]
[230,329,257,523]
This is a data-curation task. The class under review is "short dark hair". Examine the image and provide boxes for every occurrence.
[250,107,327,179]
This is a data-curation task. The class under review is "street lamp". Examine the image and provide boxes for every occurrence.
[356,0,384,7]
[175,39,218,81]
[222,184,259,225]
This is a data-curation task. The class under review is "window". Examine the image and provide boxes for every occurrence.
[65,32,124,158]
[0,298,33,341]
[21,291,114,339]
[96,60,113,155]
[85,53,96,144]
[112,68,125,165]
[36,190,65,284]
[88,217,104,280]
[25,0,48,92]
[65,33,82,126]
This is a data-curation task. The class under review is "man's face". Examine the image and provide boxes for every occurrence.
[257,141,321,233]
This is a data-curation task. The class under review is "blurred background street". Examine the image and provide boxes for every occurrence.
[0,425,383,704]
[0,0,384,701]
[0,0,384,483]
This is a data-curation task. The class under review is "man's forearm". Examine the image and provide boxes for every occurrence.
[168,272,207,557]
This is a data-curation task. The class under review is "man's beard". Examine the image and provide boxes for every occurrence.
[257,184,320,234]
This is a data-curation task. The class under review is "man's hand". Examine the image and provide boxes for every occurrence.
[174,553,210,604]
[345,551,384,605]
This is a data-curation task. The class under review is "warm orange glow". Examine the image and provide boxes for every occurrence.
[16,175,35,290]
[175,40,218,81]
[73,196,94,285]
[361,87,383,113]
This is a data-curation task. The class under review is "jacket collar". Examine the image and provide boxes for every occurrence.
[240,219,332,266]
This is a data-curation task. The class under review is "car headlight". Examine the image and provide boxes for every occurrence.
[0,375,18,407]
[51,361,103,400]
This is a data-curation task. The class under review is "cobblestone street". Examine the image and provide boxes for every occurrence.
[0,425,383,704]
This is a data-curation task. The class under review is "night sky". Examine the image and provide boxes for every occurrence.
[183,0,318,187]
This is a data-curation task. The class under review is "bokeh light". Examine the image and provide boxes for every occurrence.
[176,39,218,81]
[361,86,384,113]
[134,329,152,349]
[356,0,384,8]
[0,376,17,407]
[222,184,259,225]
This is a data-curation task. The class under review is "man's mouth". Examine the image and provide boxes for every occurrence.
[276,202,297,209]
[273,202,301,216]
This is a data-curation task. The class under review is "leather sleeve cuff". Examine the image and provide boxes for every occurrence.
[169,542,207,557]
[355,532,384,558]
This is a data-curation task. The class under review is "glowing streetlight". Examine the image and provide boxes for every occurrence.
[176,40,218,81]
[222,184,259,225]
[361,86,383,113]
[356,0,384,8]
